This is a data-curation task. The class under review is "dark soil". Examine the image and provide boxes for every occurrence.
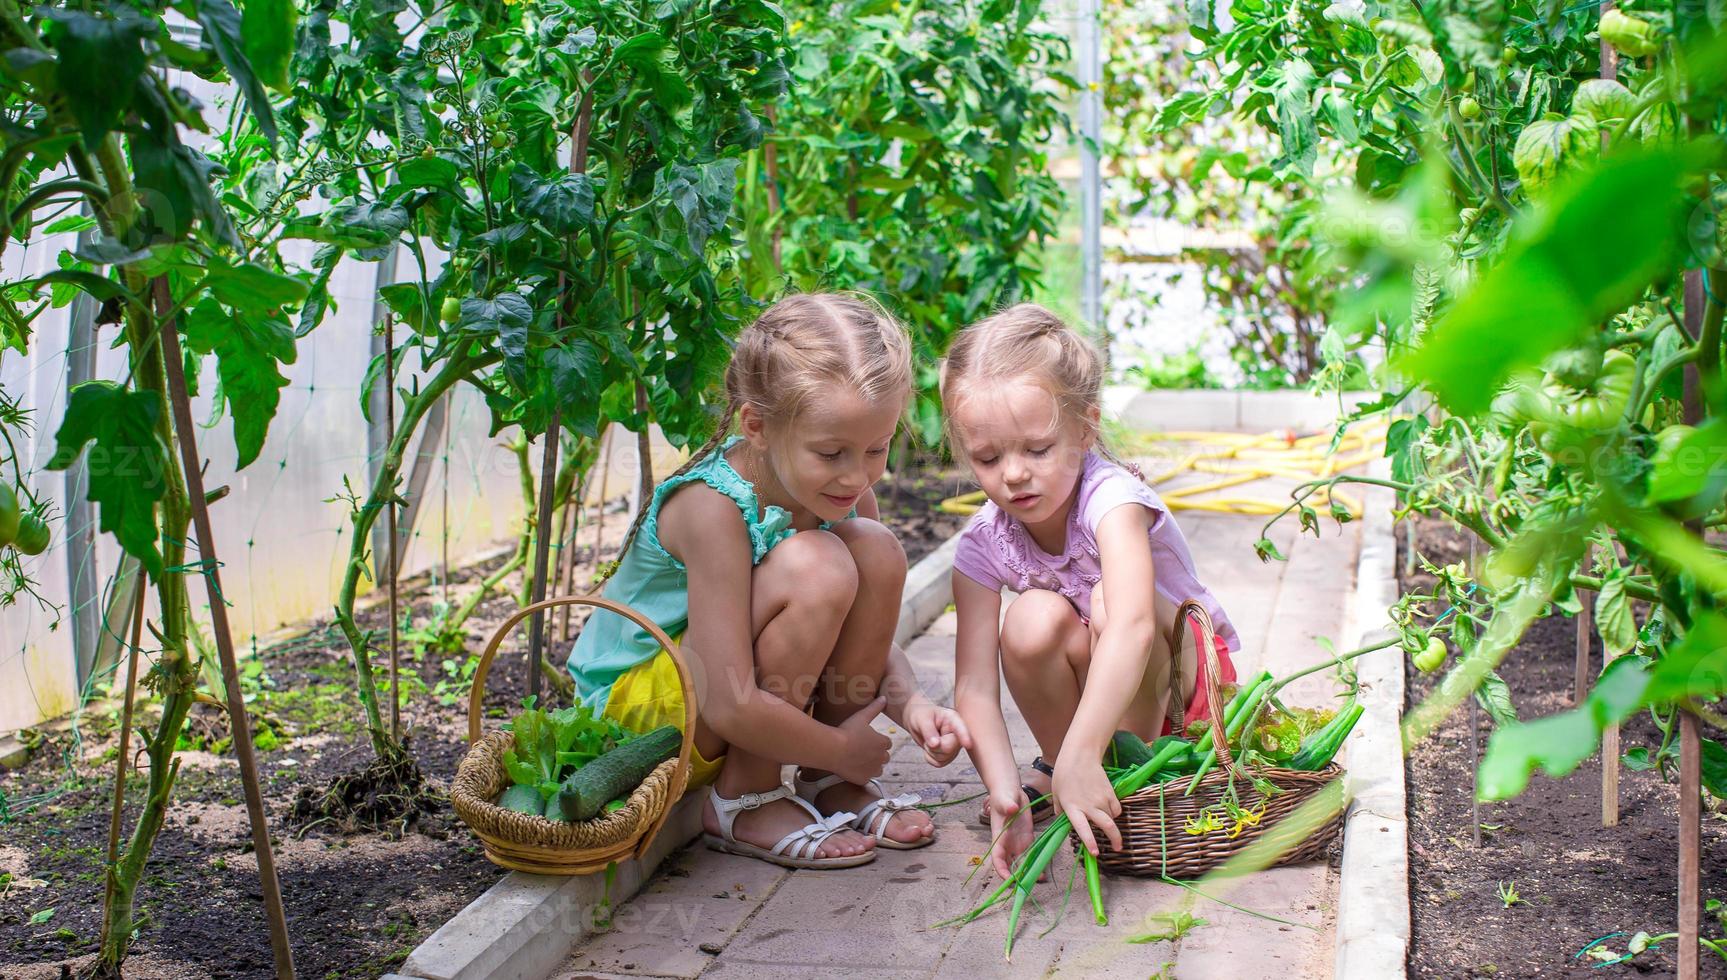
[1401,515,1727,980]
[876,456,973,565]
[0,462,965,979]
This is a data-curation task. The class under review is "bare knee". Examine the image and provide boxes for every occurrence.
[829,518,907,592]
[1000,590,1080,669]
[764,529,859,611]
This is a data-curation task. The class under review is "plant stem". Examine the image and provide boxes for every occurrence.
[333,349,497,762]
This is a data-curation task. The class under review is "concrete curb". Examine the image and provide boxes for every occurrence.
[391,529,961,980]
[1104,386,1379,434]
[1333,457,1410,980]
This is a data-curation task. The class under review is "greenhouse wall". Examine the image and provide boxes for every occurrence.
[0,236,672,733]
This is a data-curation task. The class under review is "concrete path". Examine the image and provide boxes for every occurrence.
[553,506,1363,980]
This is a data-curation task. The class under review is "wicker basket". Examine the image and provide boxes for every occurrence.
[449,596,696,875]
[1086,600,1345,880]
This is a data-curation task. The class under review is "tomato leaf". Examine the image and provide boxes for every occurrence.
[1595,569,1638,659]
[184,299,297,469]
[1478,656,1649,800]
[189,0,279,145]
[45,381,167,577]
[40,9,151,147]
[1400,144,1716,416]
[1645,611,1727,703]
[240,0,297,92]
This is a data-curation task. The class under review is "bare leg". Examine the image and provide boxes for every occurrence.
[998,589,1092,797]
[797,519,933,845]
[1091,585,1198,741]
[698,531,873,859]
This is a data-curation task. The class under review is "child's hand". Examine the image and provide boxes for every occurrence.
[985,790,1037,880]
[902,701,973,767]
[1051,759,1123,857]
[833,696,892,785]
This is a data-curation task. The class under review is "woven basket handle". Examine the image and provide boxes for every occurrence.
[1175,599,1239,778]
[467,595,696,859]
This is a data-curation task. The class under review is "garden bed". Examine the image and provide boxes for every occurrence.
[0,458,966,979]
[1401,516,1727,979]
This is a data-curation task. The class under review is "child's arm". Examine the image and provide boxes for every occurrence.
[665,486,889,785]
[952,571,1034,876]
[1051,503,1160,856]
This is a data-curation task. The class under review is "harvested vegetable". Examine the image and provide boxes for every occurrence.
[949,674,1270,959]
[501,695,635,806]
[1288,701,1365,771]
[1106,730,1155,769]
[557,724,681,821]
[498,785,544,816]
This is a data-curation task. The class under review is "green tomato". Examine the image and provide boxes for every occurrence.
[1514,115,1601,195]
[490,133,511,150]
[440,296,463,325]
[1600,9,1661,58]
[429,99,448,114]
[1458,96,1482,120]
[0,482,17,548]
[1655,422,1696,457]
[14,513,49,556]
[1413,637,1448,673]
[1502,44,1518,65]
[1558,349,1635,430]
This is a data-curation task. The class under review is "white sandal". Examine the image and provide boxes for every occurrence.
[793,771,934,851]
[702,784,876,869]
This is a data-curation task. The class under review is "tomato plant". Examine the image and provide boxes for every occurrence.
[0,0,306,971]
[741,0,1069,447]
[1168,0,1727,810]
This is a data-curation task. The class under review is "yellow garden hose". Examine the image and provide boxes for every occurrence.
[936,420,1388,520]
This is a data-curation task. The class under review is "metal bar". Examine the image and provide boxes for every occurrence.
[1077,0,1102,331]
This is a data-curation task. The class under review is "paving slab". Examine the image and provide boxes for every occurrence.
[553,468,1366,979]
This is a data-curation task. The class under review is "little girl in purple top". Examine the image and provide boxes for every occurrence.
[940,303,1240,879]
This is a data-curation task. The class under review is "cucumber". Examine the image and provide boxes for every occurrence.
[544,791,567,821]
[1106,730,1155,768]
[557,725,681,821]
[498,784,545,816]
[1288,702,1365,771]
[1150,735,1199,772]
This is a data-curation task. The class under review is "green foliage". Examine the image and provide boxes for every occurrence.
[44,382,167,577]
[505,696,634,801]
[1192,0,1727,809]
[742,0,1069,444]
[1479,657,1649,800]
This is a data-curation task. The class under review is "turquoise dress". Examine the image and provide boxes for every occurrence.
[567,437,846,713]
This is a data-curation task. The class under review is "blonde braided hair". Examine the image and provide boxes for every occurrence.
[593,292,912,589]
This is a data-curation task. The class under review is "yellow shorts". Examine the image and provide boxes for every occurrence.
[599,634,724,792]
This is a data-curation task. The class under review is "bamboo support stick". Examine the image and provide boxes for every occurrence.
[383,314,400,741]
[155,279,295,980]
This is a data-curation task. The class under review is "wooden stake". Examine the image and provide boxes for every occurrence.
[527,93,591,699]
[1678,265,1705,980]
[441,395,451,608]
[155,279,295,980]
[383,314,400,741]
[527,423,560,701]
[1575,548,1594,706]
[1467,539,1482,848]
[1681,708,1702,980]
[634,380,654,511]
[101,585,147,916]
